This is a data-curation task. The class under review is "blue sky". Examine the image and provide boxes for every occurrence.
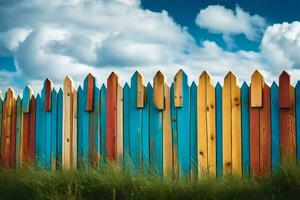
[0,0,300,94]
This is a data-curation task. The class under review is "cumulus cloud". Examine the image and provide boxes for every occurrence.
[261,21,300,74]
[0,0,298,93]
[195,5,267,46]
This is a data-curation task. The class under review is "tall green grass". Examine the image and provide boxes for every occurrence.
[0,162,300,200]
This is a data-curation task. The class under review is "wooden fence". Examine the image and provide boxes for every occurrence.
[0,70,299,179]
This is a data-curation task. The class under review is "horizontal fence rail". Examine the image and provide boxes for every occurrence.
[0,70,299,179]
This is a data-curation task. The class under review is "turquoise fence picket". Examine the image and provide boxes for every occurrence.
[170,83,178,178]
[92,85,101,166]
[129,72,143,170]
[123,83,130,167]
[215,82,222,176]
[142,84,151,172]
[190,82,197,179]
[51,89,57,169]
[82,77,90,166]
[57,89,63,169]
[0,97,2,159]
[271,82,280,172]
[241,82,250,176]
[100,84,107,165]
[44,88,51,169]
[77,86,84,168]
[15,96,22,168]
[35,94,42,168]
[176,71,190,178]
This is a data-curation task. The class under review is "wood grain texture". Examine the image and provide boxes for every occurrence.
[100,85,107,165]
[71,88,77,169]
[116,84,123,163]
[85,73,95,111]
[77,86,83,168]
[106,72,118,161]
[271,82,280,172]
[174,70,183,108]
[142,84,151,172]
[29,96,36,165]
[260,85,271,175]
[163,84,172,177]
[123,83,130,167]
[10,96,16,169]
[62,76,73,170]
[35,95,42,168]
[22,86,33,113]
[153,71,165,110]
[170,83,178,178]
[44,79,53,111]
[279,71,291,108]
[250,70,263,107]
[136,71,145,108]
[296,82,300,161]
[15,97,22,168]
[57,89,63,169]
[51,90,57,170]
[90,86,100,168]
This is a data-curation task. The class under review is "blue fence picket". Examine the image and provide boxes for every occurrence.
[93,85,101,166]
[100,84,107,165]
[215,83,223,176]
[51,90,57,169]
[149,84,163,176]
[170,83,178,178]
[77,86,84,168]
[35,94,42,168]
[142,84,151,172]
[44,88,51,169]
[123,83,130,167]
[15,96,22,168]
[295,82,300,160]
[82,78,90,166]
[271,82,280,172]
[57,89,63,169]
[190,82,197,179]
[176,71,190,179]
[129,72,143,170]
[241,82,250,176]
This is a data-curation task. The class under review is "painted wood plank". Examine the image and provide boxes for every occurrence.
[51,90,57,170]
[136,71,145,108]
[1,88,14,168]
[100,85,107,165]
[35,95,42,168]
[107,72,118,162]
[198,72,208,174]
[174,70,183,108]
[22,86,33,113]
[260,84,271,175]
[57,89,63,169]
[153,71,165,110]
[215,83,223,176]
[250,70,263,107]
[296,81,300,161]
[123,83,130,167]
[15,96,22,168]
[142,84,151,172]
[271,82,280,172]
[10,95,17,169]
[86,73,95,111]
[241,82,250,176]
[170,83,178,178]
[279,71,291,108]
[29,96,36,166]
[230,73,241,175]
[176,70,190,179]
[77,86,83,168]
[190,82,198,180]
[222,74,232,174]
[89,85,99,168]
[44,82,52,169]
[63,76,73,170]
[163,84,172,177]
[40,88,46,168]
[44,79,53,111]
[21,102,30,166]
[130,72,143,170]
[82,78,90,166]
[150,82,163,176]
[72,88,78,169]
[117,84,123,164]
[280,74,296,159]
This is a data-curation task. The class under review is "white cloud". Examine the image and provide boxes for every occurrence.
[195,5,266,43]
[261,21,300,73]
[0,0,299,94]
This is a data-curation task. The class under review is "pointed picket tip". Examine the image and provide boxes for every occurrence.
[108,71,119,80]
[23,86,33,96]
[22,86,33,113]
[199,70,211,80]
[296,81,300,88]
[124,82,130,89]
[279,70,291,108]
[17,95,22,101]
[78,85,83,92]
[191,81,197,88]
[224,71,237,84]
[64,75,73,84]
[100,83,106,90]
[251,70,264,80]
[241,81,248,89]
[216,82,222,89]
[86,73,95,79]
[6,88,14,99]
[280,70,290,78]
[36,94,41,100]
[52,88,57,95]
[146,82,152,88]
[154,70,165,79]
[58,88,63,95]
[271,81,278,88]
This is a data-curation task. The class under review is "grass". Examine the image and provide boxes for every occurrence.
[0,162,300,200]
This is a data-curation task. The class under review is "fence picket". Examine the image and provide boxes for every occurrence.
[296,82,300,160]
[215,83,222,176]
[190,82,197,180]
[16,96,22,168]
[271,82,280,172]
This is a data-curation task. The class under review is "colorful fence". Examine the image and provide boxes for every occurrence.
[0,70,299,178]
